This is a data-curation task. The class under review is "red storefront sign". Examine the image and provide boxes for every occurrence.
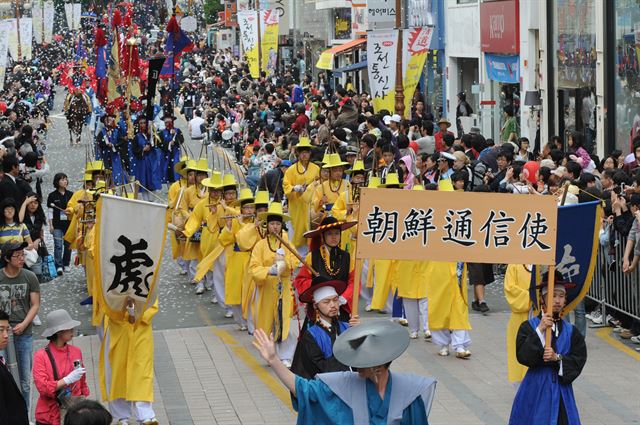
[480,0,519,54]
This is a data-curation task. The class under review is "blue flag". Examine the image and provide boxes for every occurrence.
[96,45,108,78]
[164,28,193,60]
[75,37,87,61]
[530,201,603,314]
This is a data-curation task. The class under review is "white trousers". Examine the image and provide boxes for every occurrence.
[188,260,199,282]
[276,324,297,362]
[213,253,228,310]
[109,399,156,422]
[247,305,255,335]
[230,304,245,327]
[176,257,188,273]
[360,260,373,307]
[402,298,429,333]
[431,329,471,351]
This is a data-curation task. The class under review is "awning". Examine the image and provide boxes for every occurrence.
[333,60,368,77]
[316,38,367,70]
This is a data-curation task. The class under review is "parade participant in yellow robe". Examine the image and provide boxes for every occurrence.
[311,153,351,215]
[370,173,405,316]
[168,156,189,270]
[236,191,270,333]
[248,202,299,367]
[359,176,380,311]
[504,264,532,384]
[100,299,159,424]
[214,188,256,329]
[332,160,367,260]
[429,261,472,359]
[175,159,210,282]
[64,161,106,248]
[180,171,225,295]
[283,137,320,249]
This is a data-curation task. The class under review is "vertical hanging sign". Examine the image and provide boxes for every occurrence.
[367,29,398,113]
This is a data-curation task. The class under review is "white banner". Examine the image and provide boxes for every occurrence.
[367,29,398,112]
[367,0,397,30]
[4,18,32,61]
[259,0,289,35]
[407,0,434,28]
[95,195,167,321]
[32,0,43,44]
[44,1,54,43]
[237,0,251,11]
[0,21,9,92]
[64,3,81,30]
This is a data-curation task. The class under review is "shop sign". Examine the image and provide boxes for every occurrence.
[367,0,396,30]
[485,53,520,84]
[480,0,518,54]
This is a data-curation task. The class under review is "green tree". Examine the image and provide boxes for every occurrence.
[203,0,224,25]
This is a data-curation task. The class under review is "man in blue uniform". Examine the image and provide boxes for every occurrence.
[508,271,587,425]
[254,320,436,424]
[97,113,126,186]
[159,113,184,184]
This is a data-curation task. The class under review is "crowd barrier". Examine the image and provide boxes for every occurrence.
[588,233,640,321]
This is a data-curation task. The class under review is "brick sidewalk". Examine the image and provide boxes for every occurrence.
[31,311,640,424]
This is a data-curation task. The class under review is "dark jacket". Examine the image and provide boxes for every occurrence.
[0,359,29,425]
[259,167,286,202]
[0,175,29,208]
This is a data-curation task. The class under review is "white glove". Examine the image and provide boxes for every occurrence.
[63,367,86,385]
[268,264,278,276]
[293,185,304,193]
[126,304,135,318]
[276,260,286,276]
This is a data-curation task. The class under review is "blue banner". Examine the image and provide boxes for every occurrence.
[485,53,520,84]
[530,201,602,314]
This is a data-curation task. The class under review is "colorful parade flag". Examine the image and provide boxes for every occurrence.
[164,15,194,60]
[107,37,122,104]
[367,29,398,113]
[146,56,166,120]
[529,201,603,314]
[94,195,168,322]
[238,10,260,79]
[402,27,433,118]
[260,9,279,77]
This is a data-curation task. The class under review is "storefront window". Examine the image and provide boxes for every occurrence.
[614,0,640,153]
[334,8,352,40]
[422,50,444,119]
[553,0,597,152]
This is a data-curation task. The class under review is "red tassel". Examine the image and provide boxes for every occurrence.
[166,15,179,34]
[112,9,122,29]
[123,5,132,28]
[94,27,107,48]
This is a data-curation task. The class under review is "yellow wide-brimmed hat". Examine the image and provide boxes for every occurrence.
[174,155,190,175]
[315,152,332,166]
[345,160,369,174]
[254,190,270,207]
[257,202,290,222]
[322,153,349,169]
[222,173,238,189]
[412,184,425,191]
[79,172,93,182]
[379,173,406,188]
[367,176,381,188]
[184,158,211,174]
[232,187,255,207]
[85,160,105,172]
[296,136,313,150]
[201,171,223,189]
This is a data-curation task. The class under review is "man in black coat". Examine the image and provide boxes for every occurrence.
[0,310,29,425]
[0,154,29,207]
[259,160,290,202]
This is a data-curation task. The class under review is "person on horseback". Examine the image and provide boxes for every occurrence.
[63,86,91,146]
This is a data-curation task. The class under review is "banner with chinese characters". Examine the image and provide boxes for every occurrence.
[238,10,260,79]
[64,3,81,31]
[529,201,602,314]
[367,29,398,113]
[402,27,433,118]
[260,9,279,76]
[32,0,43,44]
[43,1,54,43]
[94,195,168,322]
[356,189,558,264]
[4,18,32,61]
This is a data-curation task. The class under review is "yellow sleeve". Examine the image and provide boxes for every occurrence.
[168,182,182,209]
[249,241,270,285]
[310,182,324,212]
[283,167,296,197]
[183,199,204,238]
[84,226,95,254]
[237,223,259,251]
[504,265,532,314]
[66,190,83,214]
[332,192,347,221]
[218,219,239,247]
[140,300,159,325]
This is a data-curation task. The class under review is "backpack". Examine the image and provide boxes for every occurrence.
[470,159,488,190]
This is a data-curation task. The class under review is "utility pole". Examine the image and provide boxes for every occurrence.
[15,0,22,60]
[393,0,404,117]
[292,0,297,58]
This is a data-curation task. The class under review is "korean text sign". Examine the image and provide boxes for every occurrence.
[356,188,557,264]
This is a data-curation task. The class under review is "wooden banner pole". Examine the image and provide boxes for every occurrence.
[271,231,319,277]
[351,258,363,318]
[544,265,556,348]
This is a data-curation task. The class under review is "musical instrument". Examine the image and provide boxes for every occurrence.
[220,214,256,220]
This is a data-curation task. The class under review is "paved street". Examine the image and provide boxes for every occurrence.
[27,93,640,424]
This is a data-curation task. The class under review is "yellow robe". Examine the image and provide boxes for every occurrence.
[99,301,158,402]
[371,260,399,310]
[331,189,359,263]
[283,162,320,247]
[427,262,471,331]
[504,264,532,383]
[218,218,253,305]
[168,179,188,259]
[397,261,428,299]
[237,223,264,320]
[63,189,88,248]
[311,179,350,213]
[180,187,213,261]
[248,234,298,341]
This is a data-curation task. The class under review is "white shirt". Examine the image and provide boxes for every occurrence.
[189,116,206,138]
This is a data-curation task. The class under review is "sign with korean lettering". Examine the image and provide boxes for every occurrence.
[238,10,260,78]
[367,0,396,30]
[480,0,519,54]
[367,29,398,113]
[356,189,557,264]
[259,0,289,35]
[402,27,433,118]
[94,195,168,322]
[260,9,279,77]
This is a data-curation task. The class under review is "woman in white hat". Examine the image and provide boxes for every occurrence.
[32,309,88,425]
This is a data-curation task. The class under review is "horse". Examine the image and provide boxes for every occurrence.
[63,89,92,146]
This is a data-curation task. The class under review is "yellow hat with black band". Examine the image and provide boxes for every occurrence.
[257,202,291,222]
[232,187,255,207]
[201,171,223,189]
[322,153,349,169]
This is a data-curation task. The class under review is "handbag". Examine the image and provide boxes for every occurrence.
[44,347,82,420]
[42,254,57,281]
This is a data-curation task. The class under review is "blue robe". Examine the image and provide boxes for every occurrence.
[508,317,586,425]
[160,128,183,183]
[293,372,435,425]
[97,127,126,185]
[132,133,162,192]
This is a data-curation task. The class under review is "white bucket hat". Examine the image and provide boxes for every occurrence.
[41,309,81,338]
